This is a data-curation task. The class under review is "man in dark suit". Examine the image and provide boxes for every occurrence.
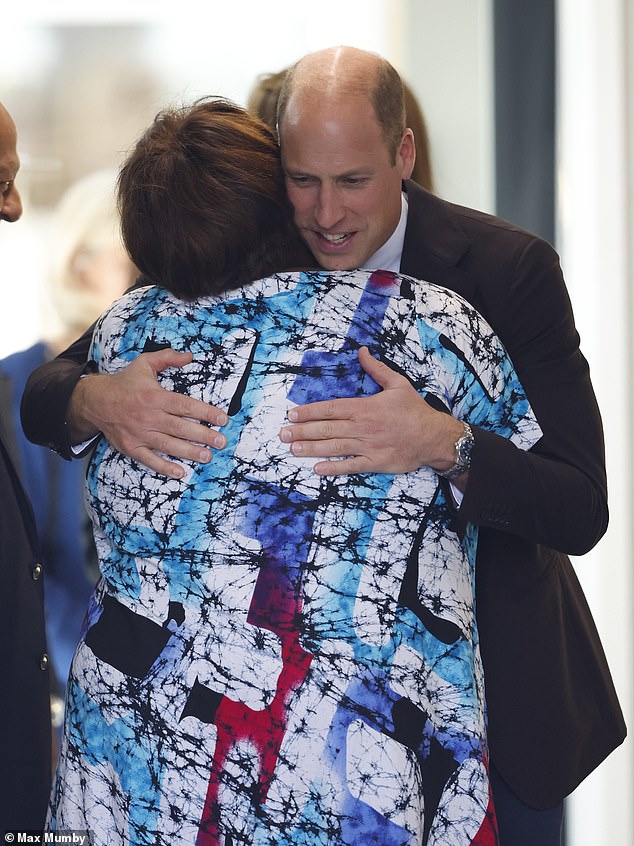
[0,101,52,830]
[276,49,626,842]
[21,48,625,843]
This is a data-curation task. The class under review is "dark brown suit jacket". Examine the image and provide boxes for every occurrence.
[0,377,52,828]
[20,181,626,808]
[399,181,625,807]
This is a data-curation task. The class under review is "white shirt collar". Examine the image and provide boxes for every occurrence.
[361,192,408,273]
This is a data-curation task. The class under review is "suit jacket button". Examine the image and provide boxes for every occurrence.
[32,562,43,581]
[40,653,49,671]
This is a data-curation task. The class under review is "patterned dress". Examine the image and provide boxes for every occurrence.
[48,269,542,845]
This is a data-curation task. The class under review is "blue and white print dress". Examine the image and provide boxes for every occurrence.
[49,269,542,846]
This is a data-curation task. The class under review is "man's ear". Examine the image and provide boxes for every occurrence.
[398,128,416,180]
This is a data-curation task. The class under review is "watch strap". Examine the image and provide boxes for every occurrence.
[437,421,474,480]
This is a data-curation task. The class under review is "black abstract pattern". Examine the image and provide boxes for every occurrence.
[48,270,542,845]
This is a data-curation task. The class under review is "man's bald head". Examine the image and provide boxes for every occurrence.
[277,46,406,163]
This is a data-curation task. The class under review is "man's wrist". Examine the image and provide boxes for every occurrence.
[65,372,103,444]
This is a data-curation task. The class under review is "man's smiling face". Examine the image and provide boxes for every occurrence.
[280,92,414,271]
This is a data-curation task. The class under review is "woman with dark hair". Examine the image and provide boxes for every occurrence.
[48,97,541,845]
[116,98,310,298]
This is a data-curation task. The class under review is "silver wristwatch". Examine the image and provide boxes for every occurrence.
[437,422,474,480]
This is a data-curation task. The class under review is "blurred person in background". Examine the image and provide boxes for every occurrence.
[401,79,434,192]
[0,169,137,734]
[246,67,288,132]
[247,66,434,191]
[0,99,51,830]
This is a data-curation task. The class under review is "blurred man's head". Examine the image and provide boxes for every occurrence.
[277,46,415,270]
[0,102,23,224]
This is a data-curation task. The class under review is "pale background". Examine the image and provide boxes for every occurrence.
[1,2,632,842]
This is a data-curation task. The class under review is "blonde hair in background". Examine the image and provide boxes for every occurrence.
[46,169,137,341]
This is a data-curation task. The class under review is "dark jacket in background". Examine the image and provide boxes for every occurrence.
[0,374,52,829]
[0,343,96,688]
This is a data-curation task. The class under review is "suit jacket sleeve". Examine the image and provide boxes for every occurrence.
[458,234,608,556]
[20,322,96,459]
[401,185,623,807]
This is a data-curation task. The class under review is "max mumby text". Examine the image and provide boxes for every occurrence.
[5,834,92,845]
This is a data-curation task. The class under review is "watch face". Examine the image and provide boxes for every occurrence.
[456,425,474,468]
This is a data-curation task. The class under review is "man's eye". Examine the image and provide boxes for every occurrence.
[0,180,12,197]
[290,176,313,187]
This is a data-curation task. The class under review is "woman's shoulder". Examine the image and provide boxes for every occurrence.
[96,283,161,324]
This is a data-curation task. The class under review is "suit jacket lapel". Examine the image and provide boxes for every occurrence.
[400,181,479,304]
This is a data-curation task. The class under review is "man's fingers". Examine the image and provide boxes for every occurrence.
[287,397,354,424]
[74,351,231,476]
[121,423,228,477]
[358,346,404,390]
[163,390,228,428]
[130,447,188,480]
[151,419,226,455]
[288,436,359,458]
[110,411,226,458]
[129,349,229,426]
[118,368,228,430]
[285,349,406,428]
[312,457,371,476]
[280,418,364,446]
[142,347,194,375]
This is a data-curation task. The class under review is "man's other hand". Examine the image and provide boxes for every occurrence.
[279,346,464,477]
[68,348,228,478]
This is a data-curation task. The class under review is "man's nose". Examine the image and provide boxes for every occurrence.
[314,185,345,230]
[1,184,23,223]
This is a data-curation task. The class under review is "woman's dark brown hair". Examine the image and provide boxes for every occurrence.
[117,97,312,299]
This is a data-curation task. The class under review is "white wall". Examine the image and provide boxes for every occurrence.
[399,0,495,211]
[557,0,634,842]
